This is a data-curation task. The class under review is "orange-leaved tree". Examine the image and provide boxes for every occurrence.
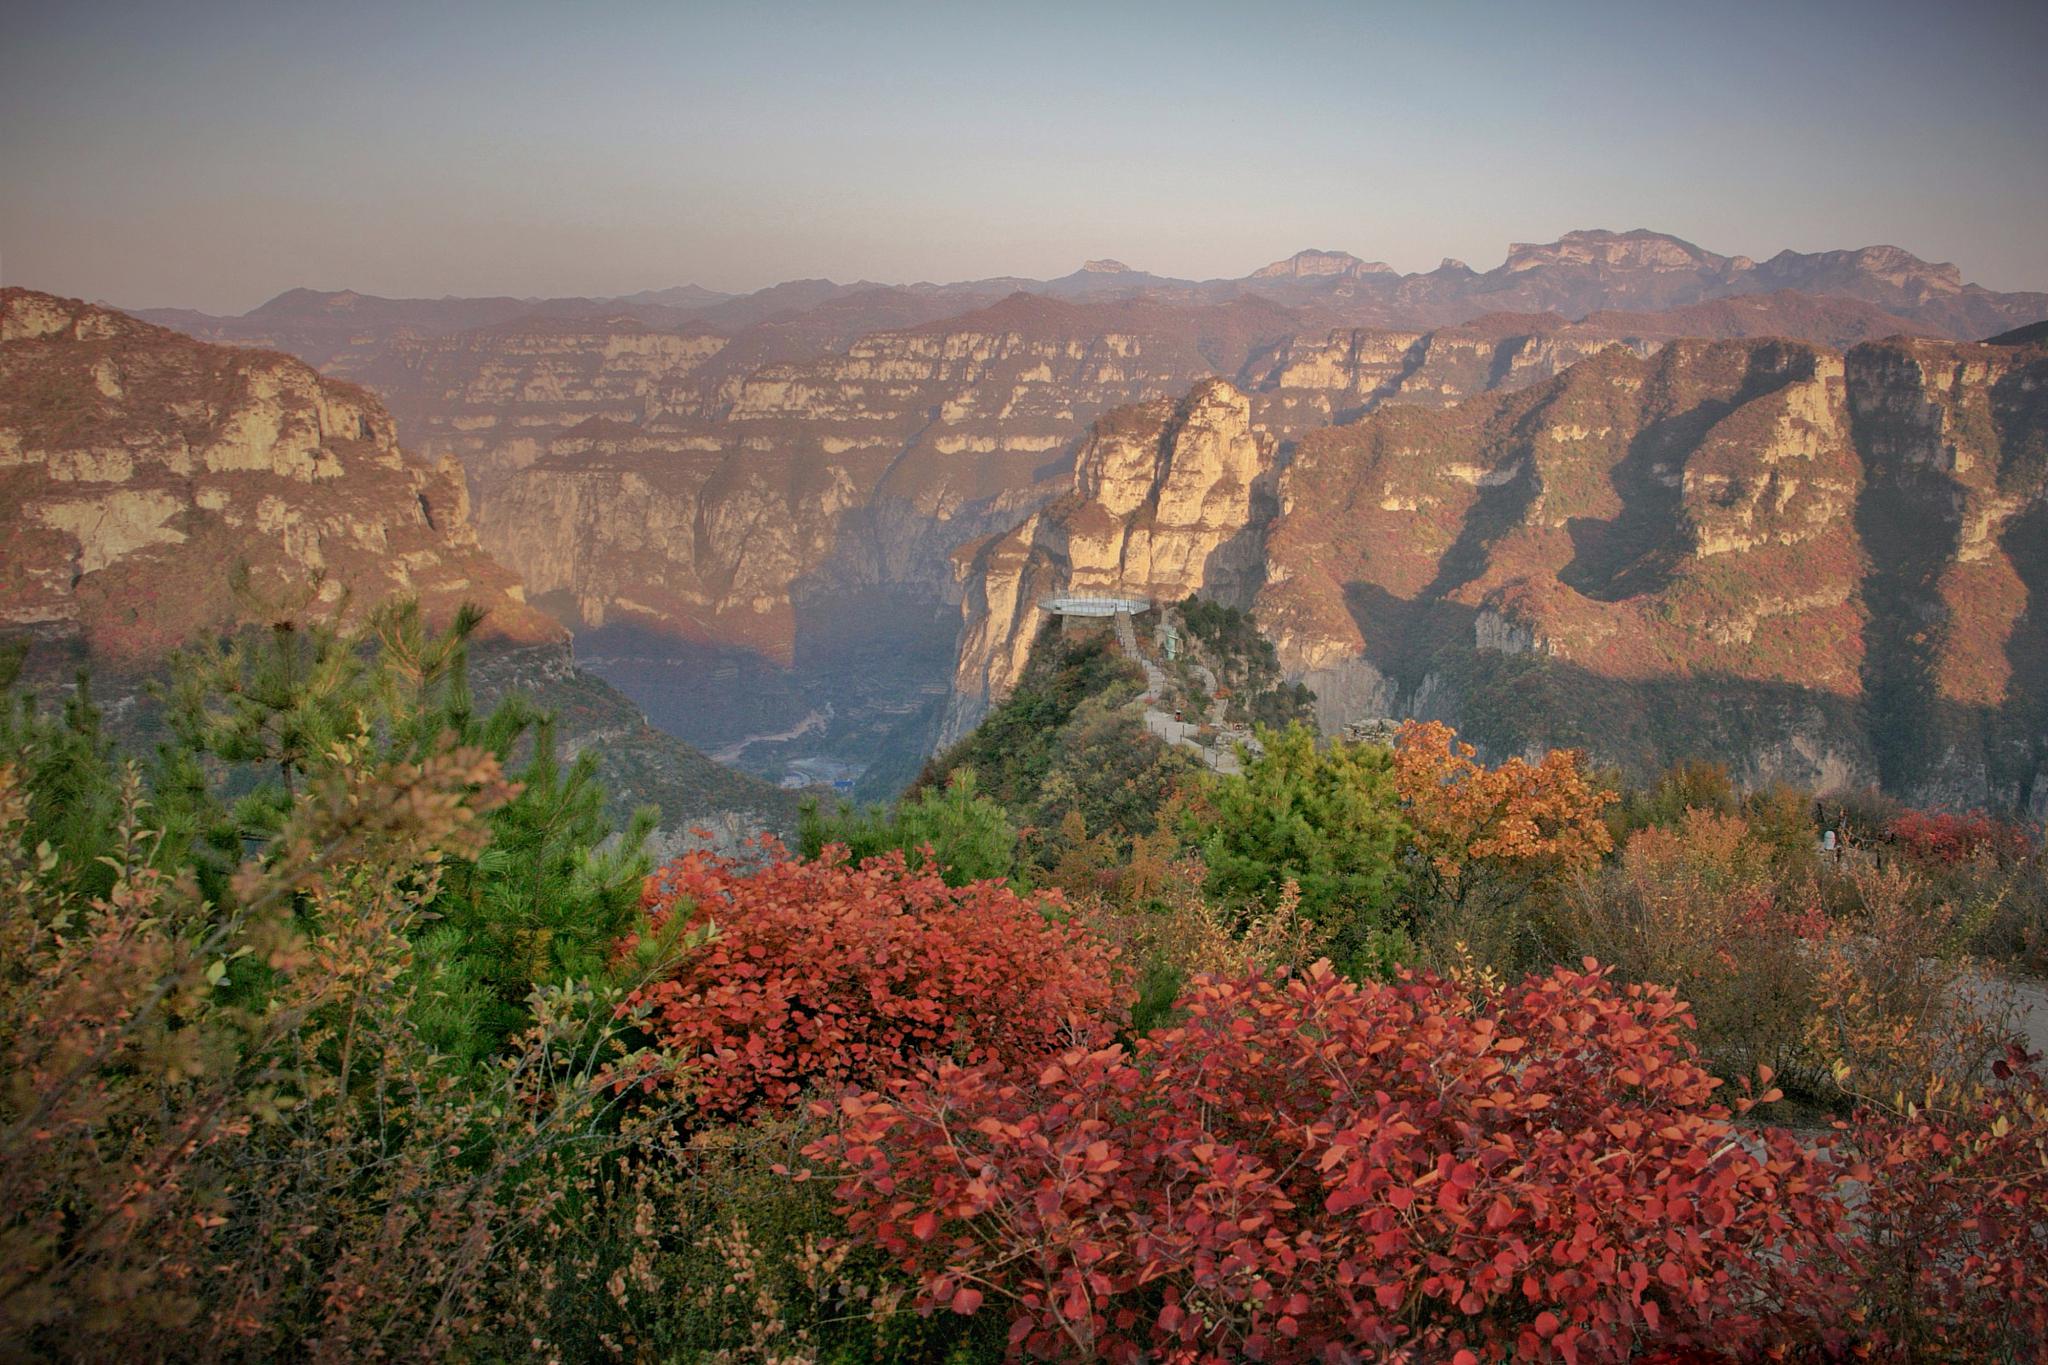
[624,842,1126,1120]
[1393,720,1616,924]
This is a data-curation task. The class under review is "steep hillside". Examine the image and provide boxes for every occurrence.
[474,292,1304,658]
[951,332,2048,814]
[0,288,558,660]
[0,289,796,840]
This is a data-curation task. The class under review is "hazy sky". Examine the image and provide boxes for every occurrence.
[3,0,2043,313]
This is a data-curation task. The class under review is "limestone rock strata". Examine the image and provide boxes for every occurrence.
[0,288,559,661]
[343,316,730,496]
[950,331,2048,809]
[944,380,1273,743]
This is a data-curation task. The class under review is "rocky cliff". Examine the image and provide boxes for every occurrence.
[945,380,1275,741]
[951,330,2048,812]
[0,288,558,660]
[0,289,796,840]
[339,314,731,497]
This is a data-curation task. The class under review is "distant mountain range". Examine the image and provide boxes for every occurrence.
[137,228,2046,360]
[113,229,2048,801]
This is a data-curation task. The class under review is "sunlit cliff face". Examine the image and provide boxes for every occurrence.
[0,288,560,663]
[949,330,2048,812]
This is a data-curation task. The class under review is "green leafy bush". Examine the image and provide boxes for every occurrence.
[799,768,1018,886]
[1184,723,1413,972]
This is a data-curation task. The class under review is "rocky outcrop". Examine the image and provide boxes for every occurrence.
[1252,250,1395,280]
[944,380,1274,742]
[0,288,559,661]
[951,331,2048,809]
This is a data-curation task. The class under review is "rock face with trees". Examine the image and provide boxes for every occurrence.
[953,328,2048,814]
[0,288,796,842]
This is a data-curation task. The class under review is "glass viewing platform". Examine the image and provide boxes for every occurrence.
[1038,594,1152,617]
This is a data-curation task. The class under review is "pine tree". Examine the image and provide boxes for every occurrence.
[0,661,124,898]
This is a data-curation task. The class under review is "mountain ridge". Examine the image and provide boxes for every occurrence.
[0,288,798,843]
[135,227,2046,348]
[947,329,2048,814]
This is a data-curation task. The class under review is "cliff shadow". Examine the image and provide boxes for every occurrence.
[1340,581,1453,698]
[1315,582,1981,803]
[1849,412,1962,796]
[1420,442,1543,602]
[1197,477,1282,610]
[1561,345,1809,603]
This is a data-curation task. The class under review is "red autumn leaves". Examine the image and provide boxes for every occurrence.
[1885,808,2030,866]
[626,843,1122,1119]
[805,961,1866,1363]
[620,795,2047,1360]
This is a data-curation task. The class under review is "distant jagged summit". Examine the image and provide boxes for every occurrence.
[610,283,734,310]
[1080,259,1133,274]
[1252,249,1394,279]
[1503,228,1728,274]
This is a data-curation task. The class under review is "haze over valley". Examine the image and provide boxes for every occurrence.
[51,230,2026,808]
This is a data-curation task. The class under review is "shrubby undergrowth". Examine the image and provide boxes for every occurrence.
[1,609,2044,1362]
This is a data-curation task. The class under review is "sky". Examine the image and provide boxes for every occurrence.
[2,0,2043,314]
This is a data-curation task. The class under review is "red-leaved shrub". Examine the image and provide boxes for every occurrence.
[807,961,1854,1363]
[1824,1043,2048,1358]
[1885,808,2030,866]
[626,843,1124,1119]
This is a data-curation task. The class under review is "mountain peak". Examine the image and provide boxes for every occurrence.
[1080,259,1133,274]
[1251,249,1393,280]
[1504,229,1720,274]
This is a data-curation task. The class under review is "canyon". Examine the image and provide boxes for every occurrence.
[952,329,2048,815]
[125,230,2048,802]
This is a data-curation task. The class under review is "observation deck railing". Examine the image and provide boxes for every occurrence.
[1037,594,1152,617]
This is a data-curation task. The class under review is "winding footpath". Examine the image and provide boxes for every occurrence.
[1118,609,1244,775]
